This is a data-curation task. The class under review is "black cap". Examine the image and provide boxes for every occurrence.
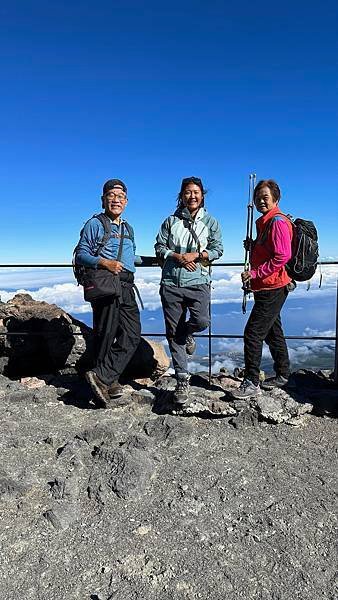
[102,179,127,195]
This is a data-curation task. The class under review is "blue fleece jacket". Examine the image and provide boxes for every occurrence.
[75,216,138,273]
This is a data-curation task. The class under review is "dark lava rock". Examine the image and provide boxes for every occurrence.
[89,434,156,501]
[229,406,260,429]
[0,294,170,381]
[0,293,93,376]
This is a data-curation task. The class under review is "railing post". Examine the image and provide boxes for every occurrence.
[208,266,212,384]
[334,280,338,385]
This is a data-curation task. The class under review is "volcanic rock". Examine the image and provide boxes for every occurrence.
[0,294,169,380]
[0,345,337,598]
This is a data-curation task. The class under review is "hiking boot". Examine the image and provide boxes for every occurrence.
[261,375,289,391]
[108,381,124,398]
[186,334,196,356]
[174,373,190,406]
[231,378,262,399]
[85,371,110,408]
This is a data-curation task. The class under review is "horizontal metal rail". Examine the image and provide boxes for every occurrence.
[0,332,335,341]
[0,261,337,268]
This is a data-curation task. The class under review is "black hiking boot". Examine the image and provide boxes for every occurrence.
[231,378,262,399]
[186,334,196,356]
[261,375,289,391]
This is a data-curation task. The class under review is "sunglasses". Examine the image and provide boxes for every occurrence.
[181,176,203,187]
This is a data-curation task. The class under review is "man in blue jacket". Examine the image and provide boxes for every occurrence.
[75,179,141,407]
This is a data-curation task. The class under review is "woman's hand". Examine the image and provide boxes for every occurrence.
[241,270,252,283]
[172,252,198,270]
[173,252,199,266]
[184,262,197,272]
[180,252,199,265]
[243,237,251,251]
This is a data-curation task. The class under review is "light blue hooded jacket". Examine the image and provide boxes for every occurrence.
[155,206,223,287]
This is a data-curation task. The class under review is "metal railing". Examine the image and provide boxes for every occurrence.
[1,261,337,383]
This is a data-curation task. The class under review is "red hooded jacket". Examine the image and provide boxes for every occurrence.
[250,205,293,292]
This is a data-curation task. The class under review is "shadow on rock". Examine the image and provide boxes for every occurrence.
[288,370,338,418]
[1,294,93,378]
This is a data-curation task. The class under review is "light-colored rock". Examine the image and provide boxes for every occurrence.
[20,377,46,389]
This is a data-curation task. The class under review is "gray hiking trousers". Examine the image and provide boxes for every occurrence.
[160,284,210,375]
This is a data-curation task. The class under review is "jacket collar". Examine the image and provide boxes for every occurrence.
[256,205,282,230]
[174,206,206,221]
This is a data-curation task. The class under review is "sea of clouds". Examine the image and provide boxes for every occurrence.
[1,264,336,313]
[1,264,336,372]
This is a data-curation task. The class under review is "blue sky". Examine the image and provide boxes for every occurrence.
[1,0,337,263]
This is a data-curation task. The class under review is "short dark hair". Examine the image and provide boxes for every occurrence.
[176,176,207,208]
[254,179,281,203]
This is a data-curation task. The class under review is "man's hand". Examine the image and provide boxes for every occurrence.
[99,257,124,274]
[241,270,252,283]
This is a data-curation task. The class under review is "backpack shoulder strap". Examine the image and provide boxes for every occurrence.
[73,213,109,260]
[116,223,125,262]
[259,212,292,244]
[93,213,112,256]
[122,220,134,241]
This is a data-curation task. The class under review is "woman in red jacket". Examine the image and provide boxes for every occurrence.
[233,179,293,399]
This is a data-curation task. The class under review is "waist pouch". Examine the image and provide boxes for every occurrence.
[81,221,129,303]
[82,267,122,302]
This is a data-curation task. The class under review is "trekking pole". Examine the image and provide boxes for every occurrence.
[242,173,256,314]
[334,279,338,386]
[208,265,212,385]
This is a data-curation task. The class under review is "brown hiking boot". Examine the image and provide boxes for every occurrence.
[85,371,110,408]
[108,381,124,399]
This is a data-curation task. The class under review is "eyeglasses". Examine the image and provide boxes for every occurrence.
[105,191,126,201]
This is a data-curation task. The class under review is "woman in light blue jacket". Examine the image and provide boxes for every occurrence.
[155,176,223,406]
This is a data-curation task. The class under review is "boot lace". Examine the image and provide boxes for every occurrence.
[176,378,190,393]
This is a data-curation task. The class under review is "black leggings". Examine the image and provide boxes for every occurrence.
[244,286,290,385]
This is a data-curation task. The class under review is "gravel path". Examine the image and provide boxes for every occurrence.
[0,373,336,600]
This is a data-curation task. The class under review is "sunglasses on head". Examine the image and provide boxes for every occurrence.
[182,176,202,185]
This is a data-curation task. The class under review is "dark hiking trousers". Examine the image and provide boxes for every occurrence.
[244,286,290,386]
[91,273,141,385]
[160,284,210,375]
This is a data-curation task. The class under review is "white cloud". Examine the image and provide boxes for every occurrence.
[0,264,337,315]
[0,283,92,315]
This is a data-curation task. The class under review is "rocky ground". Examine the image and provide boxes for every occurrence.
[0,369,337,600]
